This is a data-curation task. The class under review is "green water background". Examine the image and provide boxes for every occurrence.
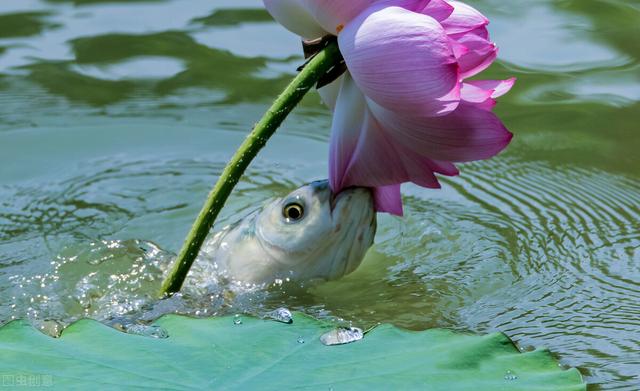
[0,0,638,389]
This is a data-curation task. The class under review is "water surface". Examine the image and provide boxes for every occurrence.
[0,0,638,389]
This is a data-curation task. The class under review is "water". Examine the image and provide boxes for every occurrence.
[0,0,638,389]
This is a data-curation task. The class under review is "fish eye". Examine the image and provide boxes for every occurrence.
[283,202,304,222]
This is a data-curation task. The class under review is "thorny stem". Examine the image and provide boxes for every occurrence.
[159,39,343,296]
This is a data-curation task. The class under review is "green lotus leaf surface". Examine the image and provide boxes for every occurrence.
[0,313,585,390]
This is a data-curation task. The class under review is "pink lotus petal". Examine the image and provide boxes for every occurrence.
[369,99,513,162]
[340,110,441,189]
[420,0,455,21]
[328,74,367,191]
[455,33,497,79]
[467,98,496,111]
[299,0,372,35]
[263,0,327,38]
[430,160,460,176]
[379,0,453,21]
[376,0,430,12]
[339,5,461,117]
[317,73,345,111]
[373,185,404,216]
[460,82,494,103]
[442,0,489,35]
[449,25,489,40]
[460,82,495,110]
[466,77,516,98]
[448,36,469,58]
[329,79,464,216]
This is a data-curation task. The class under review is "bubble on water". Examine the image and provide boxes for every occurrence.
[504,370,518,381]
[297,336,305,344]
[320,327,364,346]
[233,314,242,325]
[265,307,292,324]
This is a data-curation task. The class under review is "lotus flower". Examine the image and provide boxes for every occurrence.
[264,0,515,215]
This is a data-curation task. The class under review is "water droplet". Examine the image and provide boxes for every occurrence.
[233,314,242,325]
[297,336,305,344]
[266,307,293,324]
[504,370,518,381]
[125,324,169,339]
[320,327,364,346]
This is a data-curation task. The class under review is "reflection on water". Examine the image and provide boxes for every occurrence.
[18,30,293,105]
[0,12,56,39]
[192,8,273,26]
[0,0,638,389]
[70,56,187,81]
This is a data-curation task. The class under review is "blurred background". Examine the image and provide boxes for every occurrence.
[0,0,638,389]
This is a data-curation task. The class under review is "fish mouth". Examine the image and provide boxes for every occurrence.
[308,179,373,215]
[329,186,373,215]
[329,191,338,211]
[308,180,336,209]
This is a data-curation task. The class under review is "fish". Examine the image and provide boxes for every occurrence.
[196,180,377,285]
[4,180,376,336]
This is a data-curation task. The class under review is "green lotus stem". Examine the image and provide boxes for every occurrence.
[159,40,342,296]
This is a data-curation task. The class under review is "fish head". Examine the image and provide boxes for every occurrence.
[255,179,376,281]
